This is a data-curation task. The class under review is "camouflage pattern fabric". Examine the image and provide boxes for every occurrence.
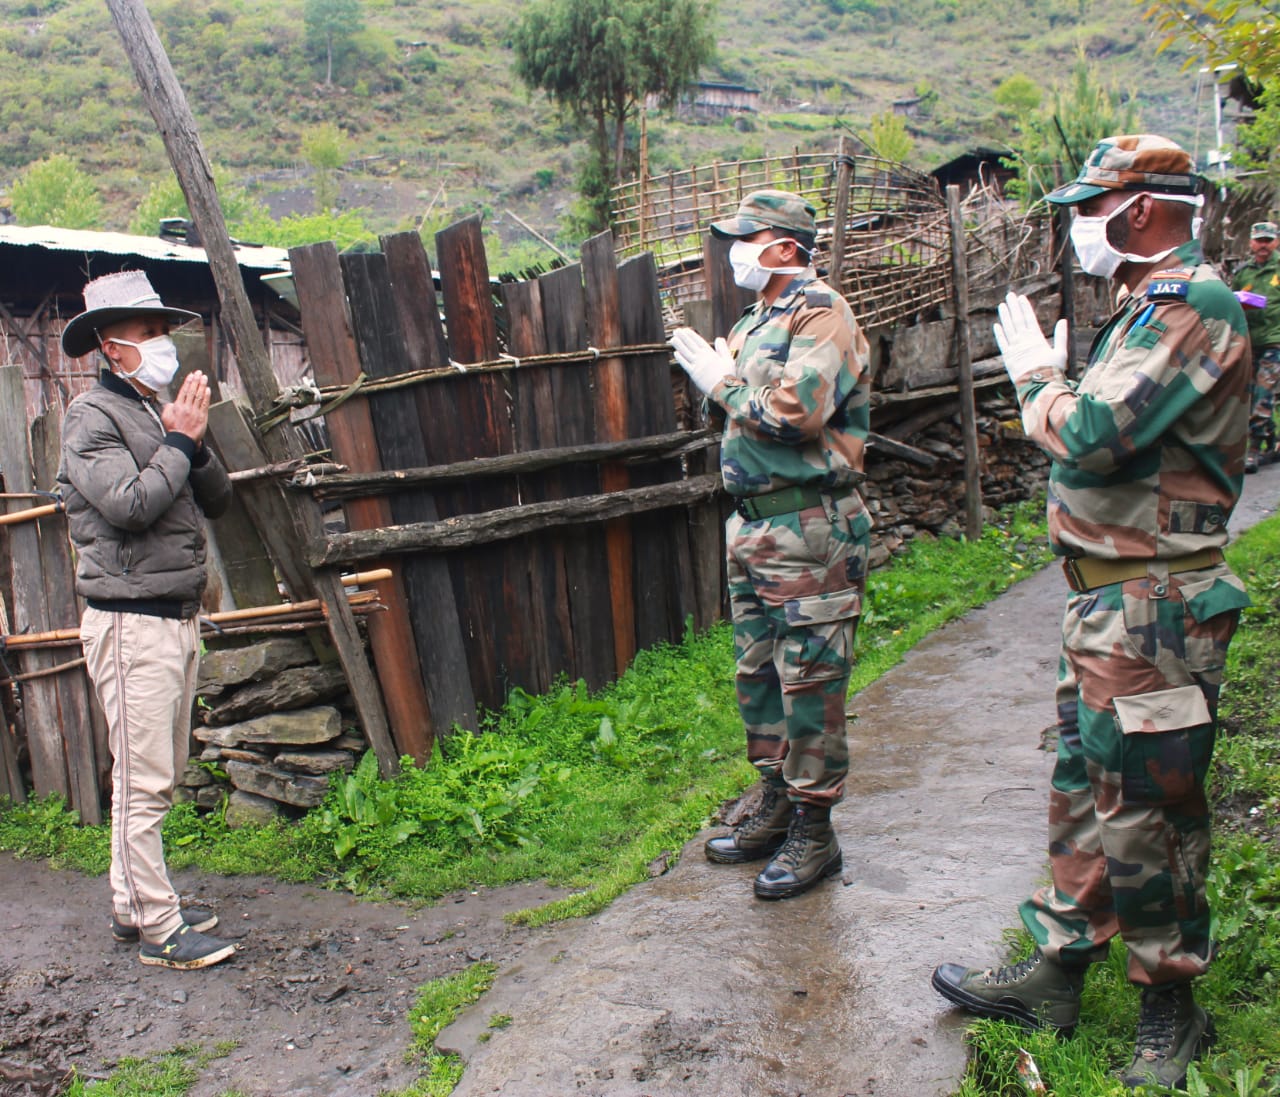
[728,493,871,806]
[709,270,872,806]
[1016,240,1252,562]
[713,273,870,496]
[1012,238,1252,984]
[1246,346,1280,443]
[1021,566,1249,982]
[1231,250,1280,351]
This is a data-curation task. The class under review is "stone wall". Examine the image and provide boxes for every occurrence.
[178,636,367,827]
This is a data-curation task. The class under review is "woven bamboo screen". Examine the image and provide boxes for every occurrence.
[610,150,955,328]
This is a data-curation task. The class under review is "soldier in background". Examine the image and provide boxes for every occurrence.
[931,136,1252,1090]
[1231,220,1280,471]
[670,190,871,901]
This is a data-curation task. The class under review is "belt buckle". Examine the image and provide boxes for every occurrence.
[1063,557,1087,591]
[736,498,758,521]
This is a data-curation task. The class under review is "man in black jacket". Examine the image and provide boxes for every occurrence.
[59,270,237,970]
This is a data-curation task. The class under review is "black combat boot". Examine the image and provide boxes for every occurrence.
[704,780,791,864]
[752,803,842,900]
[931,948,1086,1033]
[1119,983,1214,1090]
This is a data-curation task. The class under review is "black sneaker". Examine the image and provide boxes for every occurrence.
[112,906,218,943]
[139,924,237,970]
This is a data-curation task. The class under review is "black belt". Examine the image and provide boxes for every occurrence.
[734,485,831,521]
[86,597,199,620]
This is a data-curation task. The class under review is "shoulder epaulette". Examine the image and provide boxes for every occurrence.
[1147,270,1192,301]
[803,286,834,309]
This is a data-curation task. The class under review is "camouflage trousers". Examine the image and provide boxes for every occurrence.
[1020,563,1250,984]
[727,490,871,808]
[1250,347,1280,440]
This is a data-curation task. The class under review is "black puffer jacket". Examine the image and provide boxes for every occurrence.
[57,371,232,611]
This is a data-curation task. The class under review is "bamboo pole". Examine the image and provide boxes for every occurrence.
[946,184,983,540]
[0,503,61,527]
[1,581,386,649]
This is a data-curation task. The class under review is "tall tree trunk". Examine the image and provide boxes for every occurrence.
[613,110,627,182]
[325,33,333,85]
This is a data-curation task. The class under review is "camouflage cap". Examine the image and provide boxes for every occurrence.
[1045,134,1200,206]
[710,189,817,238]
[1251,221,1279,240]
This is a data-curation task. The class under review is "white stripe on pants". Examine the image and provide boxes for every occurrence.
[80,607,200,944]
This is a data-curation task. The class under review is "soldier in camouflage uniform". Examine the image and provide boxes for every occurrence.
[670,190,871,901]
[930,136,1252,1090]
[1231,220,1280,470]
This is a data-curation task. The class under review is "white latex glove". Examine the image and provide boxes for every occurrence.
[670,327,734,396]
[993,292,1068,383]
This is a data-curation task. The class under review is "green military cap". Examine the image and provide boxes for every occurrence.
[1045,134,1200,206]
[1251,221,1279,240]
[710,189,817,238]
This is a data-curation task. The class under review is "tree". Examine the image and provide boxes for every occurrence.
[304,0,363,86]
[127,169,269,238]
[1141,1,1279,183]
[868,111,915,163]
[1001,54,1139,206]
[513,0,716,186]
[301,123,349,213]
[1142,0,1279,83]
[994,73,1044,120]
[11,154,103,229]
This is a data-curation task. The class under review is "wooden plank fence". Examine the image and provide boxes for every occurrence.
[281,222,719,714]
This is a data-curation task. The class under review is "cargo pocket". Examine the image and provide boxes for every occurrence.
[780,591,857,688]
[1113,684,1214,805]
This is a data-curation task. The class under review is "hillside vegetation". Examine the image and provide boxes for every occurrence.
[0,0,1205,253]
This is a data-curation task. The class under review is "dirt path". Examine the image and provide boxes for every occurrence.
[3,462,1278,1097]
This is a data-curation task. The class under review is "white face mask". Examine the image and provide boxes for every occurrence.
[1068,191,1201,279]
[728,238,809,292]
[107,334,181,392]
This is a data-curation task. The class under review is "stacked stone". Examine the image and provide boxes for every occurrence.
[179,636,366,827]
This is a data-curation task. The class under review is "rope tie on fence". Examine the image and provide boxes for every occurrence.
[253,344,673,432]
[256,372,367,433]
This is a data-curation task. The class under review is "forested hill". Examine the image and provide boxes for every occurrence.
[0,0,1204,250]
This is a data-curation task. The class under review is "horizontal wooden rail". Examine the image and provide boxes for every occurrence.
[310,474,723,566]
[305,430,716,499]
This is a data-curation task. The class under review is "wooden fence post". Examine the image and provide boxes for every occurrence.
[536,264,616,689]
[0,366,70,806]
[946,184,984,541]
[581,232,637,676]
[288,242,440,760]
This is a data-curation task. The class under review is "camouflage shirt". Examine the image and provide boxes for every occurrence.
[1016,240,1252,561]
[1231,250,1280,349]
[710,270,870,497]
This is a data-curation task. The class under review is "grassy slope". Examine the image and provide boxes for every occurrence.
[0,0,1205,244]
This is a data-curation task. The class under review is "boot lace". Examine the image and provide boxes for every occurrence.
[980,953,1041,986]
[767,810,811,869]
[736,786,781,839]
[1133,991,1179,1062]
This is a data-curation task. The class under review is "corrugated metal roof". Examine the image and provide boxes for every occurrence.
[0,223,291,272]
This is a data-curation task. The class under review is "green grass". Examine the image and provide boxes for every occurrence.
[952,512,1280,1097]
[63,1044,237,1097]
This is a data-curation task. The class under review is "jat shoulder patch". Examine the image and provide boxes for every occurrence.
[803,287,834,310]
[1147,270,1192,301]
